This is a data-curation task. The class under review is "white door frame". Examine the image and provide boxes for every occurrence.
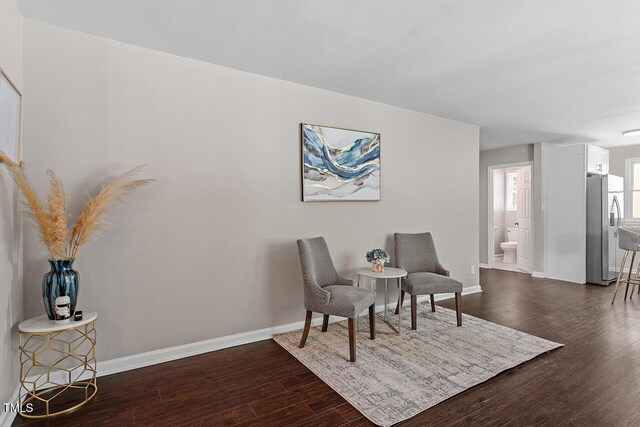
[487,161,534,270]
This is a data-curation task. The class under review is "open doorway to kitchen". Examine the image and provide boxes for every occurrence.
[488,162,533,273]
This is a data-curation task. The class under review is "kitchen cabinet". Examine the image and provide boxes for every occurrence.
[543,143,610,284]
[587,144,609,175]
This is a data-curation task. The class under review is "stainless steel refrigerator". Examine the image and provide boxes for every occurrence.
[586,174,623,285]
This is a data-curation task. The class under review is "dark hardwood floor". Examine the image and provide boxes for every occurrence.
[13,269,640,426]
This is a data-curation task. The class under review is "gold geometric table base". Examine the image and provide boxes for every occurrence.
[18,320,98,419]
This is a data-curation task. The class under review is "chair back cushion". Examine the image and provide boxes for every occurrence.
[394,232,440,274]
[297,237,340,288]
[618,226,640,251]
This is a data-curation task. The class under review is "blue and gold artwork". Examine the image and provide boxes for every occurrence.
[301,124,380,201]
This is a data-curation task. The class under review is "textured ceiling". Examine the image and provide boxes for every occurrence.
[16,0,640,150]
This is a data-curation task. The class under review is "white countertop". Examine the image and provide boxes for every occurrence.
[19,311,97,333]
[354,267,407,279]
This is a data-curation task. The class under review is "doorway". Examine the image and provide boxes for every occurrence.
[488,162,533,273]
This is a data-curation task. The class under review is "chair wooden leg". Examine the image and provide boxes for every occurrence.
[299,310,312,348]
[631,262,640,300]
[395,290,405,314]
[612,250,629,304]
[625,251,636,300]
[321,314,329,332]
[430,294,436,312]
[411,295,417,330]
[369,304,375,340]
[455,292,462,326]
[348,318,356,362]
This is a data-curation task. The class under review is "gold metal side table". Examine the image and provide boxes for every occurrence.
[18,312,98,419]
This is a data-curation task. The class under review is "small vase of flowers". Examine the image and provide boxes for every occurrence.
[366,249,390,273]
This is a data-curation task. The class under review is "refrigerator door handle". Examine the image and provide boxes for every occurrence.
[613,195,621,238]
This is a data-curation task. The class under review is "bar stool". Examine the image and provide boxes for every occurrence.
[612,226,640,304]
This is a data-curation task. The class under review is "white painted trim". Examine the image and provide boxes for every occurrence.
[531,271,545,278]
[540,274,584,284]
[2,285,484,425]
[479,263,491,269]
[488,164,495,269]
[459,285,482,297]
[95,285,482,378]
[27,291,480,383]
[0,385,20,427]
[5,284,483,417]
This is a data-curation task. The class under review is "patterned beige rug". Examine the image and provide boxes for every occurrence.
[273,304,562,426]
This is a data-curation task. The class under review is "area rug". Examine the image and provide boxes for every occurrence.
[273,304,562,426]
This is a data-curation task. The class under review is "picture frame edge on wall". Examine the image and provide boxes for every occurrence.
[300,122,381,203]
[0,66,23,163]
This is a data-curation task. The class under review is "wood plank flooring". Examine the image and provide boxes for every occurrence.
[13,269,640,426]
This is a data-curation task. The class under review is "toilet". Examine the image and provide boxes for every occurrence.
[500,228,518,264]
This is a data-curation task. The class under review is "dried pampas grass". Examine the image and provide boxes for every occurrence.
[46,170,69,259]
[0,148,153,260]
[9,165,56,256]
[0,150,18,168]
[69,166,154,258]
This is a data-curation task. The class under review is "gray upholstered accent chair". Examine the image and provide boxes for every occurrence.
[394,232,463,329]
[297,237,376,362]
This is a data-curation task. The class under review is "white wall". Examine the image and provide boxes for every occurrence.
[22,20,480,363]
[505,211,518,231]
[533,143,545,274]
[0,0,23,406]
[609,145,640,177]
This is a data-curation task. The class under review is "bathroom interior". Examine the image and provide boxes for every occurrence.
[491,165,531,272]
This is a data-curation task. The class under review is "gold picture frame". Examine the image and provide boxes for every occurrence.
[301,123,381,202]
[0,67,23,163]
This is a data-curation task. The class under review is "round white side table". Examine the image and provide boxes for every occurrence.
[354,267,407,334]
[18,312,98,419]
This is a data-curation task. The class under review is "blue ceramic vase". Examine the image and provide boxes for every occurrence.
[42,259,79,320]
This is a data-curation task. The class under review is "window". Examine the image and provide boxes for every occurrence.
[625,158,640,220]
[506,171,517,211]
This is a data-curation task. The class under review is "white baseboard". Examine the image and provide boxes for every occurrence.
[531,271,545,278]
[97,284,481,378]
[478,263,491,269]
[0,385,20,427]
[1,283,483,424]
[541,274,584,284]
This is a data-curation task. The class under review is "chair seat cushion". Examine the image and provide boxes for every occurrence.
[402,272,463,295]
[323,285,376,318]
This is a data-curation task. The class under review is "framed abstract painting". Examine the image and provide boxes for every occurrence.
[301,123,380,201]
